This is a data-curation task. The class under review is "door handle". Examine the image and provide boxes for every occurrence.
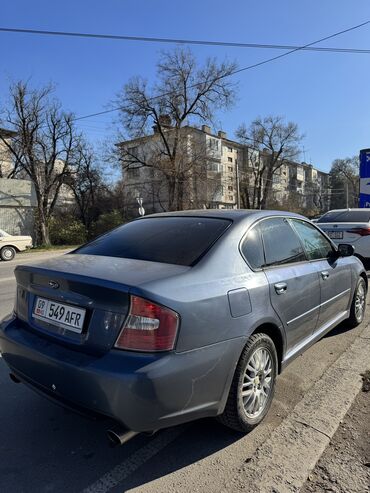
[321,271,330,280]
[274,282,287,295]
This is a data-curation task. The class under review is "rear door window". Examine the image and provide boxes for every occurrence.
[74,216,231,266]
[260,217,306,267]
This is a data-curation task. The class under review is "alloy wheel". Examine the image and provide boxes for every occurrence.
[241,347,273,419]
[355,281,366,322]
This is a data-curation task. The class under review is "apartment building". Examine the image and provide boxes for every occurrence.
[0,128,17,178]
[119,125,246,212]
[119,124,330,214]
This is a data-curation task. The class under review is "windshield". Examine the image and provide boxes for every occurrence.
[318,210,370,223]
[0,229,10,237]
[74,216,232,266]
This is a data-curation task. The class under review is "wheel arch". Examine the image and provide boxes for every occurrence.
[360,271,368,291]
[1,244,20,252]
[251,323,285,374]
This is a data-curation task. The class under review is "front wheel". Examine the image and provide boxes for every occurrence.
[348,277,367,327]
[217,333,277,432]
[0,246,16,261]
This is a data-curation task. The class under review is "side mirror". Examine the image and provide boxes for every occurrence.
[337,244,355,257]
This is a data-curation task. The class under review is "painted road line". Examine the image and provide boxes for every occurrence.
[82,427,185,493]
[0,277,15,283]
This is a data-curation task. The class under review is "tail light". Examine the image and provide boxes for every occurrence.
[346,227,370,236]
[115,295,179,352]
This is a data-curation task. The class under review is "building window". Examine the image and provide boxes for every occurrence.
[228,166,233,172]
[228,147,233,152]
[228,186,233,191]
[127,146,139,158]
[208,162,220,172]
[128,167,140,178]
[228,195,233,201]
[228,157,233,163]
[209,139,219,150]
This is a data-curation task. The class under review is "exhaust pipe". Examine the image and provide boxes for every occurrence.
[9,373,21,384]
[107,429,139,447]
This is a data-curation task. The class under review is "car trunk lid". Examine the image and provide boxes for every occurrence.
[15,253,189,355]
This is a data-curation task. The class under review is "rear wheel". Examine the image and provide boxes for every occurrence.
[218,333,277,432]
[348,277,367,327]
[0,246,16,261]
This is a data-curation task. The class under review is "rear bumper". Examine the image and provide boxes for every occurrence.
[0,316,244,432]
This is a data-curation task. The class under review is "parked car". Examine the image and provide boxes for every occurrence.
[0,229,33,261]
[0,210,366,443]
[316,208,370,264]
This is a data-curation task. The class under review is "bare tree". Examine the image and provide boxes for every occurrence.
[67,142,105,231]
[329,156,359,208]
[236,116,303,209]
[0,81,84,245]
[115,48,237,211]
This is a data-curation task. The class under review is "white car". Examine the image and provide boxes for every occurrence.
[0,229,33,261]
[317,209,370,263]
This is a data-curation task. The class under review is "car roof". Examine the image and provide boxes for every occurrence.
[142,209,306,223]
[323,208,366,213]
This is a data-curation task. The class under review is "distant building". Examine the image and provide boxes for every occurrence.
[0,178,37,237]
[0,128,17,178]
[118,125,330,214]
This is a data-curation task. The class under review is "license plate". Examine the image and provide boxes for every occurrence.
[327,231,343,239]
[33,297,86,333]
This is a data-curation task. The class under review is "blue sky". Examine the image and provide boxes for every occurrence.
[2,0,370,172]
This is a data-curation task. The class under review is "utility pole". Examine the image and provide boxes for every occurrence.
[236,156,241,209]
[346,182,349,208]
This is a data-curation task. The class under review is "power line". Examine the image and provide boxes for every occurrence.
[71,19,370,122]
[1,26,370,54]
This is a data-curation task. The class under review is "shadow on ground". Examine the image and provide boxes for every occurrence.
[0,362,244,493]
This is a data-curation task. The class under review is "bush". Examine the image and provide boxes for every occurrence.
[90,210,125,238]
[49,216,87,245]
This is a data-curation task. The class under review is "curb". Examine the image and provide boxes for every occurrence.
[223,322,370,493]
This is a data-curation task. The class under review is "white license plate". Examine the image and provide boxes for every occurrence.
[327,231,343,239]
[33,297,86,333]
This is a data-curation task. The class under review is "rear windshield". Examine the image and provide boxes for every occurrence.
[318,210,370,223]
[74,217,231,266]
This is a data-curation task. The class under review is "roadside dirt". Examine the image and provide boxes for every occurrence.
[300,371,370,493]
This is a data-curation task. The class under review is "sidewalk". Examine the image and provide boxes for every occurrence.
[301,372,370,493]
[222,323,370,493]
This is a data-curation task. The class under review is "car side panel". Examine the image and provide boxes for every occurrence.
[311,257,353,330]
[136,263,282,353]
[263,262,320,354]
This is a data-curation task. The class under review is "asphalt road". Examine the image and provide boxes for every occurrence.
[0,250,72,319]
[0,251,368,493]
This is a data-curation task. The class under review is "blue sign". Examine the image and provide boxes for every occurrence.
[359,148,370,208]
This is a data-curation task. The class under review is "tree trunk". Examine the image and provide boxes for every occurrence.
[260,169,274,209]
[36,205,51,246]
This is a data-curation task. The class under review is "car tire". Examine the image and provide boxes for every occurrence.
[0,246,16,261]
[217,333,278,433]
[348,277,367,327]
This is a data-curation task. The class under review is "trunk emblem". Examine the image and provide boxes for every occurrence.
[49,280,59,289]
